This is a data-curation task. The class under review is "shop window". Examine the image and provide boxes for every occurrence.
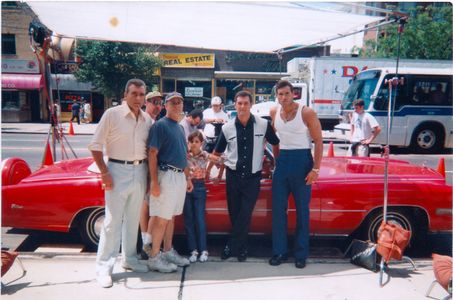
[2,34,16,55]
[255,81,274,95]
[2,91,20,110]
[176,80,212,112]
[163,79,176,93]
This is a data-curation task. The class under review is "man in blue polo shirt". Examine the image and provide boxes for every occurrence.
[147,92,193,273]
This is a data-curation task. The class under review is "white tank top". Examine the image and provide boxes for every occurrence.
[275,103,312,149]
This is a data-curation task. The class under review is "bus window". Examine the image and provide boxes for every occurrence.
[410,75,451,106]
[342,70,380,110]
[374,74,410,111]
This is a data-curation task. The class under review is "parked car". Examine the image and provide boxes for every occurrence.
[2,150,451,250]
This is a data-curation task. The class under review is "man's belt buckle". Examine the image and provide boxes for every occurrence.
[133,160,140,166]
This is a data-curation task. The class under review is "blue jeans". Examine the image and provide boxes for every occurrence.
[183,181,207,252]
[271,149,313,260]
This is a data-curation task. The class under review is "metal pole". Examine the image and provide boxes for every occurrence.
[379,17,407,287]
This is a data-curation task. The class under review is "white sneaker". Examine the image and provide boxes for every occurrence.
[162,248,190,267]
[96,275,113,288]
[199,251,209,262]
[189,250,198,263]
[148,252,177,273]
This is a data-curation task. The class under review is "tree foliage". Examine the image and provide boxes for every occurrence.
[360,5,452,60]
[74,40,162,101]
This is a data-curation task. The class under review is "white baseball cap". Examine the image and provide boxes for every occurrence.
[211,96,222,105]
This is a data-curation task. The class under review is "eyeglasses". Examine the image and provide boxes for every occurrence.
[148,100,163,106]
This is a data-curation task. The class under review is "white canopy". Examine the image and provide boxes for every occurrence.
[27,2,383,53]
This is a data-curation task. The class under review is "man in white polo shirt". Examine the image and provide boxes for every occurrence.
[202,96,228,153]
[89,78,152,288]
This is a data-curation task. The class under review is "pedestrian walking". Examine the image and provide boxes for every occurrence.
[88,78,152,288]
[348,98,381,157]
[82,100,92,123]
[147,92,193,273]
[268,80,323,269]
[212,90,279,262]
[70,100,81,125]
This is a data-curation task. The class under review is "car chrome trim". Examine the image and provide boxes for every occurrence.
[321,209,367,213]
[436,208,452,215]
[313,234,349,237]
[69,206,104,230]
[363,204,432,229]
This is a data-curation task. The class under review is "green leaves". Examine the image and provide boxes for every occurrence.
[74,41,162,101]
[359,5,452,60]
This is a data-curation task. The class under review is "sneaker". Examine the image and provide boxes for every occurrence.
[162,248,190,267]
[148,252,177,273]
[96,275,113,288]
[189,250,199,263]
[199,251,209,262]
[141,243,152,260]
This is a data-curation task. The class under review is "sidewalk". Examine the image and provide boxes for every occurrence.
[1,122,97,135]
[1,254,446,300]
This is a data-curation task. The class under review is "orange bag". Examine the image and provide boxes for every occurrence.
[376,221,411,262]
[432,253,453,291]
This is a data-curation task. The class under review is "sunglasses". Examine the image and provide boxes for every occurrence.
[148,100,163,105]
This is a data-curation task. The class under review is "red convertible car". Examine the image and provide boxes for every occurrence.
[2,151,451,250]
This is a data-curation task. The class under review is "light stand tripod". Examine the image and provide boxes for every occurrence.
[378,17,416,287]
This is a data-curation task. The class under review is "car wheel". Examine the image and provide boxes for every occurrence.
[365,210,415,245]
[411,126,443,154]
[79,207,104,250]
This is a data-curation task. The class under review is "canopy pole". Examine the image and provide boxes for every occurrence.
[379,17,407,287]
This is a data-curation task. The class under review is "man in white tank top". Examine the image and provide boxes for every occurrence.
[268,80,323,269]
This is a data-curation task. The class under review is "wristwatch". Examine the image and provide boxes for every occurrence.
[311,168,320,174]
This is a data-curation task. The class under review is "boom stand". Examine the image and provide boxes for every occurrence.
[378,17,416,287]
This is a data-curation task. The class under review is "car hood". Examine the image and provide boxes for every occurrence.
[22,157,97,183]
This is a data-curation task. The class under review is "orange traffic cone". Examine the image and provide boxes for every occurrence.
[437,157,446,178]
[327,141,335,157]
[42,140,54,166]
[68,121,75,136]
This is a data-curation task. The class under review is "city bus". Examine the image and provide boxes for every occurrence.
[339,67,452,153]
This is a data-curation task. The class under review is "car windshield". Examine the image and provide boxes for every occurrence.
[342,70,380,110]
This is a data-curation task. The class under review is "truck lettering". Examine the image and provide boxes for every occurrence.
[342,66,369,77]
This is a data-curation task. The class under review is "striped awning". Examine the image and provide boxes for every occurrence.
[2,74,44,90]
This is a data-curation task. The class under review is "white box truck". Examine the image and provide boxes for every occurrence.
[252,56,451,130]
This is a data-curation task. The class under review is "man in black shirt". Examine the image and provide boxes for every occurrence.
[212,90,279,262]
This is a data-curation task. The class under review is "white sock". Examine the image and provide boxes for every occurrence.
[143,233,152,245]
[141,232,147,244]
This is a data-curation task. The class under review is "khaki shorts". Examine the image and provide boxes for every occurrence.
[149,170,187,220]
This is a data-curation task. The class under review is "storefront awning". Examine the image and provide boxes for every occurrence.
[2,74,43,90]
[27,2,384,53]
[215,71,290,80]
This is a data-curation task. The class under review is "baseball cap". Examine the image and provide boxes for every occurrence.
[146,91,162,101]
[211,96,222,105]
[165,91,184,103]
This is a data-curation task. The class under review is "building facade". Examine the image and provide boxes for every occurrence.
[1,2,45,122]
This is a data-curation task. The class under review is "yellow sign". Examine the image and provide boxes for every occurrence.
[160,53,215,68]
